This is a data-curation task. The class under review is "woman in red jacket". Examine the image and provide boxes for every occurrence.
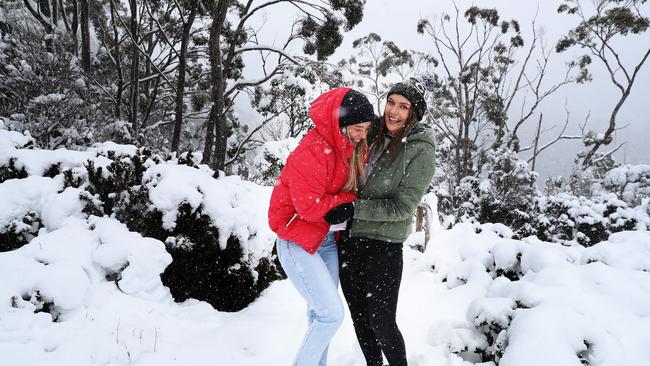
[268,88,374,366]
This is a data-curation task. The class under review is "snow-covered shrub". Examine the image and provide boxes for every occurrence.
[438,150,648,247]
[0,157,28,183]
[481,149,538,239]
[1,215,175,364]
[452,176,483,224]
[466,296,517,363]
[425,225,650,366]
[0,19,94,149]
[601,164,650,206]
[65,149,283,312]
[0,210,41,252]
[160,202,280,311]
[440,149,539,239]
[0,175,60,251]
[1,129,282,311]
[569,154,618,197]
[534,191,645,247]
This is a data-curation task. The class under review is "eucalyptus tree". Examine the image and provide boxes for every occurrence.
[417,5,580,187]
[556,0,650,168]
[202,0,366,172]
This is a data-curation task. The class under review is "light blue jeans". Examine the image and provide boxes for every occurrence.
[276,231,344,366]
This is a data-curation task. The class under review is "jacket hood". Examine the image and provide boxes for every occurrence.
[309,88,355,158]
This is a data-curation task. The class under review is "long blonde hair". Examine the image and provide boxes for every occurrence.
[342,130,368,192]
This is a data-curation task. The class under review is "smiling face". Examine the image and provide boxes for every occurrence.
[346,121,372,143]
[384,94,412,136]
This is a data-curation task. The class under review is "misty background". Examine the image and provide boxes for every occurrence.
[238,0,650,183]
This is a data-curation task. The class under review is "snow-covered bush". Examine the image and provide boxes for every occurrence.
[534,192,644,246]
[0,156,28,183]
[436,145,648,247]
[534,164,649,246]
[0,129,282,311]
[601,164,650,206]
[440,149,539,240]
[425,224,650,366]
[481,149,538,239]
[1,212,174,364]
[0,124,32,183]
[72,150,282,311]
[0,16,96,149]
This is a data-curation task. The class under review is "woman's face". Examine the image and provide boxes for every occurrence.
[347,121,372,143]
[384,94,412,136]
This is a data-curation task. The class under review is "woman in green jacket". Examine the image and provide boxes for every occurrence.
[323,78,435,366]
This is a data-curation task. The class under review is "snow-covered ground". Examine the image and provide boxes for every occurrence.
[3,219,650,366]
[2,126,650,365]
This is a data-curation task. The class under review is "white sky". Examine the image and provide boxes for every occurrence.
[331,0,650,181]
[239,0,650,182]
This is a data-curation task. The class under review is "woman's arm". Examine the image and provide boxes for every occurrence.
[285,147,357,223]
[354,145,435,222]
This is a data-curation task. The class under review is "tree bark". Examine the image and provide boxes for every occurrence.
[172,4,197,153]
[129,0,140,133]
[51,0,58,27]
[202,0,229,168]
[23,0,53,33]
[109,0,123,119]
[71,0,78,56]
[80,0,91,74]
[531,113,542,171]
[582,48,650,167]
[39,0,51,17]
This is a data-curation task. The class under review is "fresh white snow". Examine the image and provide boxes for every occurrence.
[2,127,650,366]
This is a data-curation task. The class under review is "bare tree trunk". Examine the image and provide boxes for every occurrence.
[531,113,542,171]
[202,0,229,168]
[109,0,123,119]
[172,5,197,153]
[141,75,160,129]
[39,0,51,17]
[80,0,90,74]
[51,0,58,27]
[57,0,68,30]
[129,0,140,133]
[581,68,642,167]
[143,16,153,107]
[71,0,78,56]
[23,0,53,33]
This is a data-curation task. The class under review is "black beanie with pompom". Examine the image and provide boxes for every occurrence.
[386,78,428,121]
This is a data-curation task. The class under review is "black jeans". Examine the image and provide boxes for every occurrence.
[338,236,407,366]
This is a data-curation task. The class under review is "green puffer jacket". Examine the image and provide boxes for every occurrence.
[349,122,436,243]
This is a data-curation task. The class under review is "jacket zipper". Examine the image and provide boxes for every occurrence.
[285,213,298,228]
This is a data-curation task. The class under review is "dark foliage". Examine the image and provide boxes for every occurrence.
[0,157,28,183]
[0,211,42,252]
[63,149,283,312]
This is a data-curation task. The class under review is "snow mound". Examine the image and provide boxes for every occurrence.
[0,216,172,364]
[421,224,650,365]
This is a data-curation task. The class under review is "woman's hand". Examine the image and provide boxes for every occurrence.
[323,202,355,224]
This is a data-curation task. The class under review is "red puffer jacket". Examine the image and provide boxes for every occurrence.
[268,88,358,254]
